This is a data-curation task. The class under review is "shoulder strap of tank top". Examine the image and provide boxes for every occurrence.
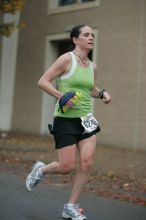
[59,52,77,80]
[89,60,94,74]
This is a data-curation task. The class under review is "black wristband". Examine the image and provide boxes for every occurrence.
[98,89,106,99]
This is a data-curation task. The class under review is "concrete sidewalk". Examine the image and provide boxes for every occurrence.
[0,172,146,220]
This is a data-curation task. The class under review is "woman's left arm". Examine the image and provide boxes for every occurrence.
[90,63,112,104]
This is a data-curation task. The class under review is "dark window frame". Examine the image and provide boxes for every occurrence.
[59,0,95,6]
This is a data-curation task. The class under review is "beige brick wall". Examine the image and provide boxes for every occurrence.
[11,0,146,150]
[96,0,146,150]
[12,0,48,133]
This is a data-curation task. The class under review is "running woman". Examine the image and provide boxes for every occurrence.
[26,24,111,220]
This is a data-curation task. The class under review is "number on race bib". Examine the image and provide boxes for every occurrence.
[81,113,99,133]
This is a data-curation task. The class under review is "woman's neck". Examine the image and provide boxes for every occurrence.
[73,49,89,65]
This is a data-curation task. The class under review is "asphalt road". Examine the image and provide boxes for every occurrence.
[0,172,146,220]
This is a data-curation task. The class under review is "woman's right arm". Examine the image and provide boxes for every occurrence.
[38,53,71,99]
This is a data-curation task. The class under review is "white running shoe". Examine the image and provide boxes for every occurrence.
[62,204,87,220]
[26,161,45,192]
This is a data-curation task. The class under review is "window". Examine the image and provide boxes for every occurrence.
[59,0,75,6]
[48,0,99,14]
[59,0,95,6]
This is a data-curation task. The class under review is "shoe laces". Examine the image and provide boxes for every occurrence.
[29,169,42,186]
[66,204,81,218]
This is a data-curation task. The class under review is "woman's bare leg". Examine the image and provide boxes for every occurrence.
[41,144,77,175]
[68,135,97,204]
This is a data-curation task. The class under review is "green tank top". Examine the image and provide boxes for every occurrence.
[54,52,94,118]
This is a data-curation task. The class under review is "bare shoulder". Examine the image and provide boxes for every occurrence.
[57,52,71,65]
[55,52,72,73]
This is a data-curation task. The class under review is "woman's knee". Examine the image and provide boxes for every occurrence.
[60,161,76,174]
[80,158,93,173]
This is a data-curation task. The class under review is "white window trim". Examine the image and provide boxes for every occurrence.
[48,0,100,15]
[40,33,69,134]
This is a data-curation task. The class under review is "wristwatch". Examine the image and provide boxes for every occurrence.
[98,89,106,99]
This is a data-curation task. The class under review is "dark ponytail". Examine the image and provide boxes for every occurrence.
[70,24,86,39]
[70,24,86,49]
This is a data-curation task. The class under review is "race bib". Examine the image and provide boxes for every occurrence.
[81,113,99,133]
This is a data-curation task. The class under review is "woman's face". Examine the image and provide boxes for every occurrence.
[74,26,95,50]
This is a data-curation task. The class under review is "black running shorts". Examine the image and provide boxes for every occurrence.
[50,117,100,149]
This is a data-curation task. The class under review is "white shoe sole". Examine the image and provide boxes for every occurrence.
[62,212,87,220]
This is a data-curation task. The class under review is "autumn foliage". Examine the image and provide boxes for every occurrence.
[0,0,25,36]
